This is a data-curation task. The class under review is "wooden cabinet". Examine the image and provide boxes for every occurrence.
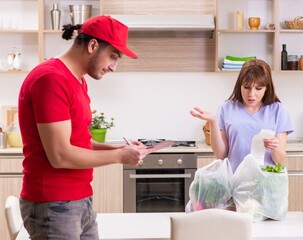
[91,164,123,213]
[0,156,24,240]
[0,154,123,240]
[215,0,303,72]
[197,154,216,168]
[285,155,303,211]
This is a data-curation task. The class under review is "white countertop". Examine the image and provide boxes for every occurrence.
[17,212,303,240]
[2,141,303,156]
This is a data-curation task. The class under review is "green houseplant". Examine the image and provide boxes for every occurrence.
[89,110,114,142]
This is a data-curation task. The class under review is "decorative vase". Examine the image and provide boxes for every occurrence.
[90,128,107,143]
[248,17,260,30]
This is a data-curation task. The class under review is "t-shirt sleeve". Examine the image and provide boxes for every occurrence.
[276,103,294,135]
[217,103,226,131]
[30,73,71,123]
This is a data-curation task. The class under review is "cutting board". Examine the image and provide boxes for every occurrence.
[1,106,18,127]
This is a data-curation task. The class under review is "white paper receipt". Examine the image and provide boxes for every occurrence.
[251,129,275,166]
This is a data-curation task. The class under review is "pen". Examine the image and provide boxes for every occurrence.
[123,137,132,146]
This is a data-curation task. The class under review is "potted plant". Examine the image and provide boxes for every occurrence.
[89,110,115,143]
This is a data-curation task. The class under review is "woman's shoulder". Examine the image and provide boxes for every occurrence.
[265,101,286,110]
[220,100,242,109]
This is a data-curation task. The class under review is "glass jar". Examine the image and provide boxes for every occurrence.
[287,55,298,70]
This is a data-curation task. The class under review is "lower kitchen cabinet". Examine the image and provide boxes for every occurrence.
[197,155,216,169]
[0,157,23,240]
[0,154,123,240]
[285,155,303,211]
[91,164,123,213]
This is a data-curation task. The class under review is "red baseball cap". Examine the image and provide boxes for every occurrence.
[78,15,138,59]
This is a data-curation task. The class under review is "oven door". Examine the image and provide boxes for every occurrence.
[123,168,195,213]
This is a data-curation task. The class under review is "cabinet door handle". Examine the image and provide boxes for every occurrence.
[129,173,192,179]
[288,172,303,176]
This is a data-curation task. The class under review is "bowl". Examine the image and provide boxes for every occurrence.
[248,17,260,30]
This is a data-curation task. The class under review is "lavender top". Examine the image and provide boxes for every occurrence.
[217,100,293,172]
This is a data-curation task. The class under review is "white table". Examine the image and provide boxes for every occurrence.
[17,212,303,240]
[252,212,303,240]
[97,213,172,240]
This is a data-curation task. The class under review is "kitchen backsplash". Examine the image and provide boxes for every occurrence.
[1,72,302,141]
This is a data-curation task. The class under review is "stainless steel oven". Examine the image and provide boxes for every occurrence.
[123,153,197,213]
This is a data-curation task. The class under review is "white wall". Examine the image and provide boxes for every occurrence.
[1,71,302,142]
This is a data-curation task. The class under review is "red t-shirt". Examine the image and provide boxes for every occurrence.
[18,58,93,202]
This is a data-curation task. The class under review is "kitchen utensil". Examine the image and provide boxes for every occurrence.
[69,5,92,25]
[51,3,61,30]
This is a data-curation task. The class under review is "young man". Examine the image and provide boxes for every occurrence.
[18,16,153,239]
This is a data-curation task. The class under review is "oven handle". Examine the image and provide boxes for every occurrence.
[129,173,192,179]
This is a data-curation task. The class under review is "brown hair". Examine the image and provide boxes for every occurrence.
[228,59,280,105]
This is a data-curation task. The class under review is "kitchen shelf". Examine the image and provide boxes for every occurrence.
[0,30,39,33]
[217,29,276,33]
[110,14,215,31]
[0,0,217,73]
[215,0,303,73]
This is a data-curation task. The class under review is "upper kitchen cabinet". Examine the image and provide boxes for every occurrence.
[101,0,216,72]
[215,0,276,72]
[1,0,216,73]
[278,0,303,72]
[40,0,217,72]
[0,0,39,73]
[215,0,303,73]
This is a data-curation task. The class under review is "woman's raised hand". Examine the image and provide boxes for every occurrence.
[190,107,216,122]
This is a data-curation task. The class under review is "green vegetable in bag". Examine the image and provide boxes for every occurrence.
[261,163,284,173]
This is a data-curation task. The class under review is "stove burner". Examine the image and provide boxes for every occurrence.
[172,141,196,147]
[138,139,196,148]
[138,139,165,147]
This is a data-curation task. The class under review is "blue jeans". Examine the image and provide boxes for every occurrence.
[20,196,99,240]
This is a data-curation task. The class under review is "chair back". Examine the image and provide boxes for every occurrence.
[170,209,252,240]
[5,195,23,240]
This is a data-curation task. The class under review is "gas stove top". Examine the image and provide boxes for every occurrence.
[138,139,196,148]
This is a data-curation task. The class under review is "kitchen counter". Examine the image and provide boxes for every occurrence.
[16,211,303,240]
[0,147,23,155]
[1,141,303,156]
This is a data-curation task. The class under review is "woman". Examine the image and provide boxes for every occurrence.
[191,59,293,172]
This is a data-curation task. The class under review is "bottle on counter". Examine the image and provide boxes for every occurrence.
[51,3,61,30]
[281,44,288,70]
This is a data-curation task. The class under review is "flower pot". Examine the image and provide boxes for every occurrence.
[90,128,107,143]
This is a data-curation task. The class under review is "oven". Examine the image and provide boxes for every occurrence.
[123,142,197,213]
